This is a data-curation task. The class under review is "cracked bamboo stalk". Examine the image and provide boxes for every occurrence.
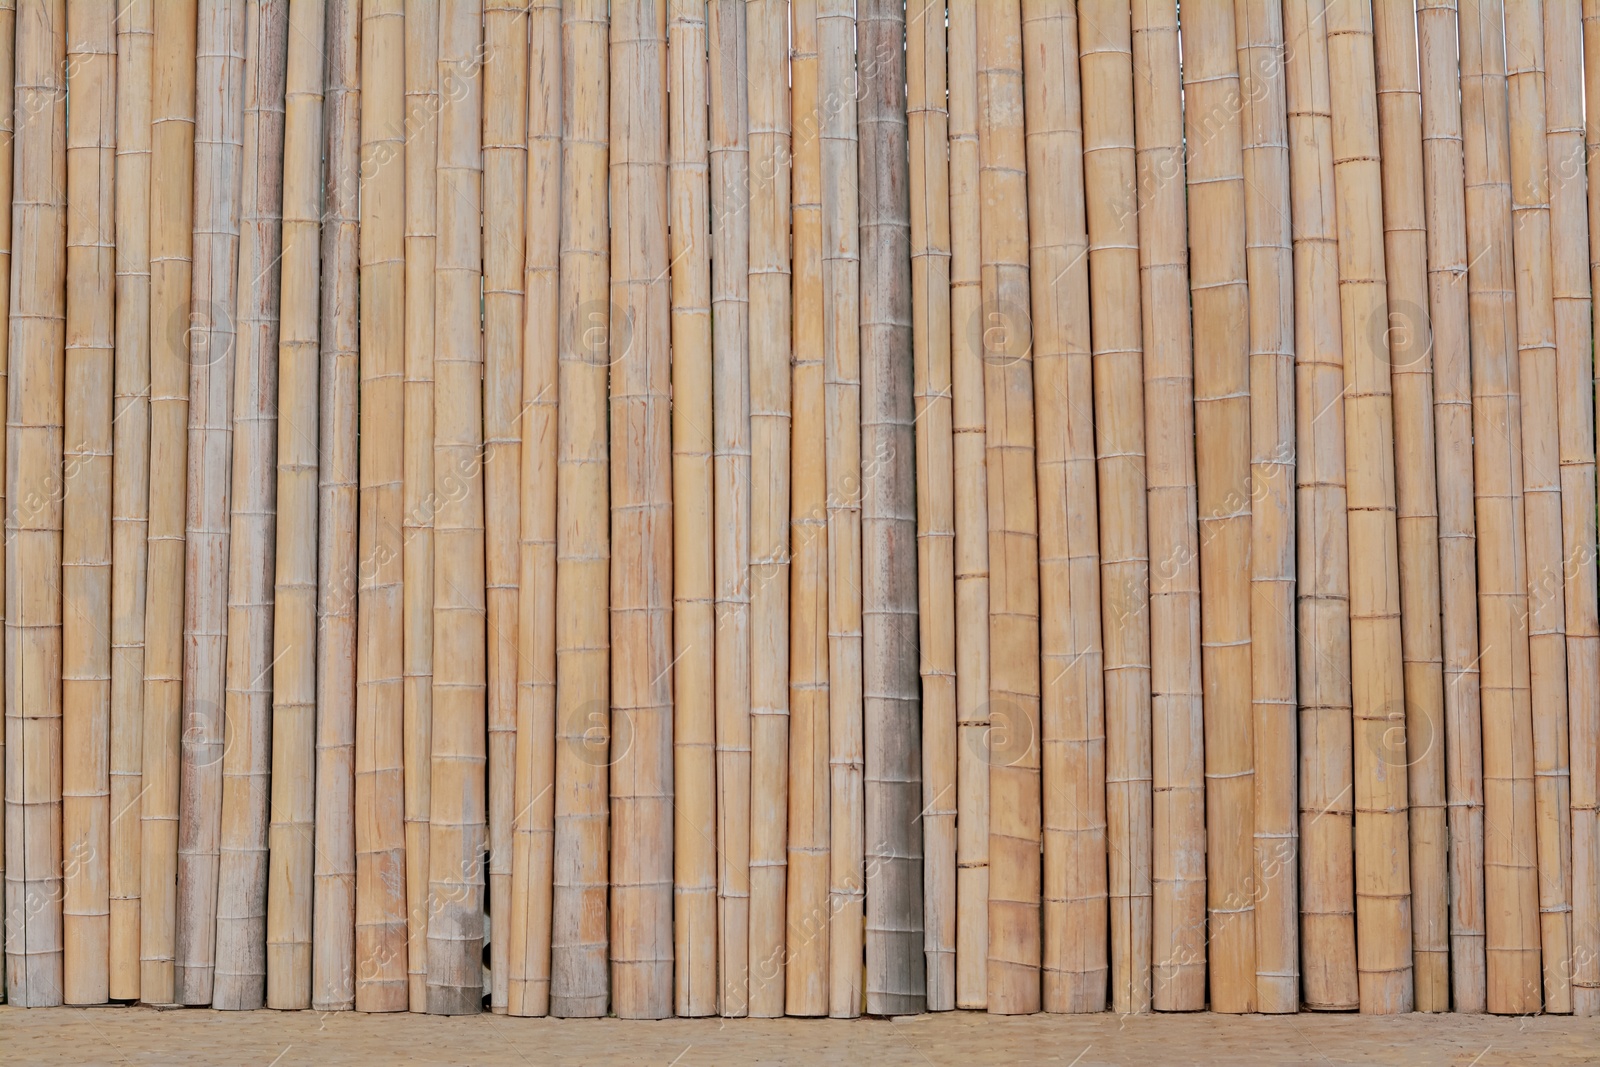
[0,0,13,1002]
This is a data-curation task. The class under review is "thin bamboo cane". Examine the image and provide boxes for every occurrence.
[977,0,1040,1017]
[550,0,610,1018]
[353,0,408,1014]
[1081,0,1152,1016]
[747,0,792,1020]
[0,0,13,999]
[946,0,991,1013]
[110,0,151,1003]
[1181,0,1256,1015]
[1020,0,1105,1015]
[482,0,526,1017]
[506,0,560,1020]
[1372,0,1449,1012]
[907,0,956,1014]
[1233,0,1298,1015]
[140,0,197,1005]
[312,0,359,1013]
[1458,0,1543,1015]
[1284,0,1359,1011]
[62,0,117,1007]
[266,0,324,1011]
[1417,0,1487,1014]
[1130,0,1206,1013]
[667,0,715,1019]
[4,0,67,1007]
[785,0,831,1019]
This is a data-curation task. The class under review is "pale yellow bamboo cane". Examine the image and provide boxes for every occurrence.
[62,0,116,1007]
[353,0,408,1014]
[4,0,67,1007]
[1459,0,1543,1014]
[1577,0,1600,1020]
[1130,0,1205,1012]
[0,0,13,993]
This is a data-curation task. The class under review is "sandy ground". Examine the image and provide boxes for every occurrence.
[2,1006,1595,1066]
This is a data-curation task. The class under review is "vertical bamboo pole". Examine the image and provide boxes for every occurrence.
[1577,0,1600,1019]
[110,0,151,1003]
[908,0,956,1014]
[507,0,560,1020]
[1458,0,1543,1015]
[140,0,197,1005]
[62,0,116,1007]
[354,0,408,1014]
[786,0,831,1019]
[1131,0,1206,1013]
[482,0,527,1016]
[747,0,792,1020]
[1080,0,1152,1016]
[4,0,67,1007]
[550,0,610,1018]
[946,0,991,1012]
[266,0,324,1011]
[977,0,1039,1017]
[0,0,14,996]
[1372,0,1449,1012]
[312,0,359,1013]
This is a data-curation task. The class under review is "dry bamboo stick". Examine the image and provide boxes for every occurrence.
[140,0,197,1005]
[0,0,13,999]
[1020,0,1105,1015]
[266,0,324,1011]
[1130,0,1206,1012]
[353,0,408,1014]
[5,0,67,1007]
[312,0,359,1013]
[747,0,792,1020]
[1233,0,1298,1015]
[1284,0,1359,1011]
[550,0,610,1018]
[946,0,991,1013]
[110,0,151,1003]
[907,0,956,1014]
[859,0,924,1017]
[507,0,560,1020]
[1372,0,1449,1012]
[62,0,117,1007]
[482,0,527,1017]
[976,0,1040,1017]
[785,0,831,1018]
[1417,0,1487,1013]
[1181,0,1256,1015]
[667,0,715,1019]
[1458,0,1543,1015]
[1081,0,1152,1016]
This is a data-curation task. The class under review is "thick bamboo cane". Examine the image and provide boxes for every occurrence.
[4,0,67,1007]
[976,0,1040,1017]
[946,0,991,1012]
[1284,0,1360,1011]
[110,0,151,1003]
[506,0,560,1019]
[1020,0,1106,1015]
[1458,0,1543,1015]
[1234,0,1298,1015]
[140,0,197,1005]
[550,0,610,1018]
[62,0,116,1007]
[667,0,715,1018]
[353,0,408,1013]
[482,0,527,1016]
[907,0,956,1014]
[1372,0,1449,1012]
[266,0,323,1010]
[785,0,831,1018]
[1080,0,1152,1016]
[1130,0,1206,1013]
[747,0,792,1020]
[312,0,359,1013]
[1577,0,1600,1020]
[859,0,924,1017]
[0,0,13,998]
